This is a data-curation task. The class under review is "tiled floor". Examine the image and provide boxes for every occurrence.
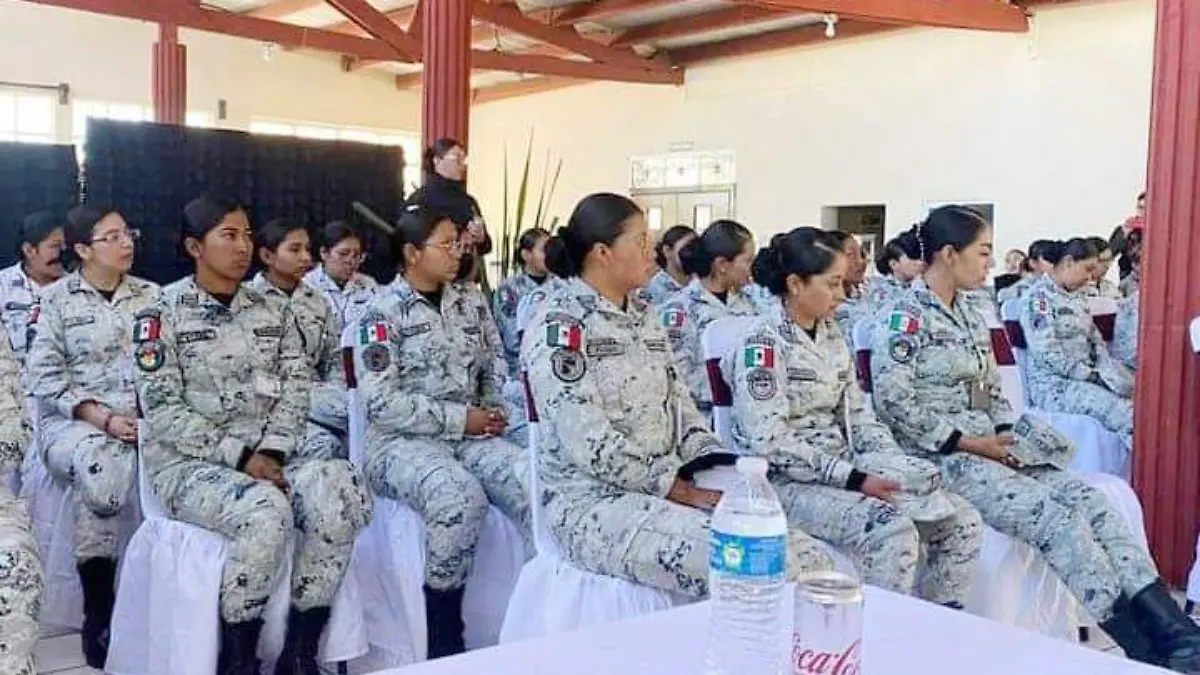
[34,633,99,675]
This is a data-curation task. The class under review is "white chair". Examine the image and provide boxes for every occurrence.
[341,325,525,666]
[1001,299,1129,478]
[983,310,1024,415]
[106,425,367,675]
[851,318,874,408]
[19,397,139,635]
[1089,296,1119,343]
[499,372,685,643]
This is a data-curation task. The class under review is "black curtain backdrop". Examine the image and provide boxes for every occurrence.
[84,119,404,285]
[0,141,79,268]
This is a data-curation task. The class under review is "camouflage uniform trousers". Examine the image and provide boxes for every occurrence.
[1031,380,1133,449]
[773,481,982,606]
[0,488,42,675]
[365,436,529,591]
[154,457,372,623]
[545,491,835,599]
[42,419,136,561]
[939,453,1157,621]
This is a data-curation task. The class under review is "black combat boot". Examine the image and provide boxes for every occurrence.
[1131,579,1200,673]
[1100,594,1161,666]
[273,606,331,675]
[424,585,467,659]
[218,617,264,675]
[77,557,117,669]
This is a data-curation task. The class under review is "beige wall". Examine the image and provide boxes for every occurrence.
[468,0,1155,262]
[0,0,420,134]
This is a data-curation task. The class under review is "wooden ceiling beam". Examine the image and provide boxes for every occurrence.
[550,0,683,26]
[323,5,415,36]
[738,0,1029,33]
[471,50,682,83]
[611,5,794,46]
[471,76,587,104]
[352,22,499,70]
[471,0,665,71]
[16,0,410,60]
[669,18,893,64]
[323,0,420,59]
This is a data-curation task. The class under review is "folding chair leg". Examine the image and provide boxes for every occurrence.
[1079,626,1090,643]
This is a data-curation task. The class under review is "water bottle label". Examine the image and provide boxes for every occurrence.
[709,530,786,577]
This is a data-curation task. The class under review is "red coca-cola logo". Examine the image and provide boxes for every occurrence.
[791,638,861,675]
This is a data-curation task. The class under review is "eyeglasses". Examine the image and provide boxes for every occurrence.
[426,239,466,254]
[440,152,468,165]
[90,228,140,246]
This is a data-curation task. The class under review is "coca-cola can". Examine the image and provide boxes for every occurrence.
[791,571,863,675]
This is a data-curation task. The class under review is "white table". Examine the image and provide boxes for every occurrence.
[371,587,1165,675]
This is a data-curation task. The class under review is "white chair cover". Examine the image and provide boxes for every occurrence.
[1000,299,1129,478]
[341,324,525,666]
[1191,316,1200,354]
[968,472,1148,640]
[20,447,82,634]
[1188,535,1200,605]
[1088,296,1119,317]
[702,316,751,450]
[499,374,684,645]
[107,426,367,675]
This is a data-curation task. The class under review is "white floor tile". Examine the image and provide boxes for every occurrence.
[34,632,86,674]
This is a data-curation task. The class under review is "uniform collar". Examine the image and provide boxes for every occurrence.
[183,275,260,313]
[67,270,141,303]
[389,276,459,312]
[567,276,644,321]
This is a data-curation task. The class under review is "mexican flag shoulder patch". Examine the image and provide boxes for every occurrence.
[744,344,775,368]
[546,322,582,350]
[359,321,388,345]
[888,311,919,335]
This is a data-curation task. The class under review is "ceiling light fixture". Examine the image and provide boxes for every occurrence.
[824,14,838,38]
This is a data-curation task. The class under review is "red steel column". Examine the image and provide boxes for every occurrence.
[152,23,187,125]
[1134,0,1200,586]
[421,0,472,151]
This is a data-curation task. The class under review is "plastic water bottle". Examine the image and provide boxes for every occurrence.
[705,456,789,675]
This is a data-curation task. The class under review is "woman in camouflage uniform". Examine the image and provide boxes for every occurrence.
[26,206,159,668]
[0,336,41,675]
[137,197,369,675]
[0,210,65,367]
[355,204,528,659]
[731,227,981,608]
[524,193,833,600]
[866,230,925,315]
[640,224,695,306]
[492,228,551,378]
[659,219,758,413]
[828,230,868,344]
[1019,238,1134,449]
[871,205,1200,672]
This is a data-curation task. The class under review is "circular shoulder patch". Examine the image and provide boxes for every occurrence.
[888,334,918,364]
[1031,314,1047,330]
[746,367,777,401]
[362,344,391,373]
[551,348,586,383]
[136,340,165,372]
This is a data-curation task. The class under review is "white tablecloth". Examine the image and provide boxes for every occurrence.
[370,586,1165,675]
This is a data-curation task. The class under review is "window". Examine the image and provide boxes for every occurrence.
[0,89,57,144]
[250,118,421,193]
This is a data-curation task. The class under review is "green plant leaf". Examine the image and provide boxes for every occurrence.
[541,157,563,230]
[512,132,534,275]
[533,147,551,231]
[501,143,510,280]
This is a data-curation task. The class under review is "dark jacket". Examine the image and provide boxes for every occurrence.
[407,174,493,256]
